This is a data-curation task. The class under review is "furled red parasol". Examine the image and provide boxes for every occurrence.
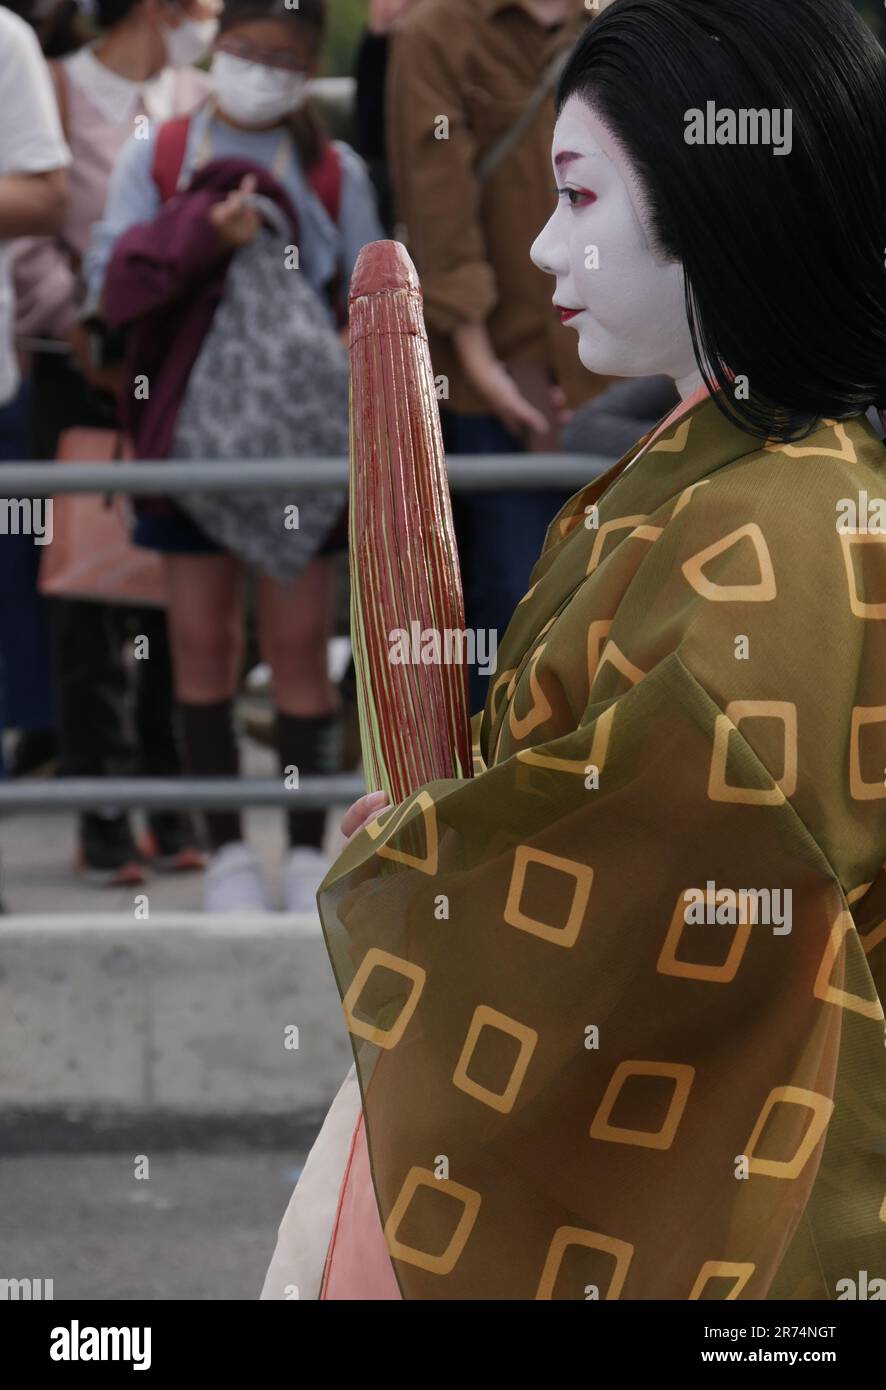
[347,240,474,803]
[315,242,476,1300]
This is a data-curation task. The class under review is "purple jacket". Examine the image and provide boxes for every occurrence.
[103,157,300,465]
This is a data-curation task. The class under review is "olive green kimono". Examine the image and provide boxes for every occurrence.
[318,393,886,1300]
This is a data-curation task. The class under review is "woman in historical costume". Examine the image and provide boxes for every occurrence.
[264,0,886,1299]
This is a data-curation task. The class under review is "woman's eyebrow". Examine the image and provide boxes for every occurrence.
[554,151,582,172]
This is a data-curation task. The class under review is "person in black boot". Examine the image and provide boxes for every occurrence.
[14,0,213,885]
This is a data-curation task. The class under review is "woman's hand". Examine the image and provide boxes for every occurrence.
[549,383,574,431]
[209,173,262,250]
[471,359,551,439]
[341,789,390,842]
[453,321,549,439]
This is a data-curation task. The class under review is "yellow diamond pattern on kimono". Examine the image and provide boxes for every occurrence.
[451,1004,539,1114]
[585,514,652,575]
[763,420,857,462]
[681,522,777,602]
[839,532,886,618]
[341,947,426,1050]
[657,887,754,984]
[507,644,554,741]
[364,789,440,873]
[594,638,646,693]
[707,701,798,804]
[688,1261,756,1301]
[536,1227,634,1301]
[849,707,886,800]
[813,911,884,1019]
[650,417,693,453]
[503,844,593,948]
[383,1168,482,1275]
[742,1087,835,1180]
[589,1060,695,1150]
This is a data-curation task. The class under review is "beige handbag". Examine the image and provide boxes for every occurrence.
[38,429,167,607]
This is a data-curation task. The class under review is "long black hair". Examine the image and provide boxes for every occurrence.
[559,0,886,440]
[218,0,328,171]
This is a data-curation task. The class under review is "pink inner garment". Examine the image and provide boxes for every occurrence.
[320,1110,401,1300]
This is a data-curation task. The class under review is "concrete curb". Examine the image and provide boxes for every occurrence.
[0,914,351,1121]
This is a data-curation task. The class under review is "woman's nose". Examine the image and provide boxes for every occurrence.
[530,211,562,277]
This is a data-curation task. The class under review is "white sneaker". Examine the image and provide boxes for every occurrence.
[282,846,331,915]
[203,842,270,914]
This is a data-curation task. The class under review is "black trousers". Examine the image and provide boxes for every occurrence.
[50,599,180,779]
[34,353,182,786]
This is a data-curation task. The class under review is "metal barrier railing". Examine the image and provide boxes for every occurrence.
[0,454,610,495]
[0,776,366,812]
[0,451,612,813]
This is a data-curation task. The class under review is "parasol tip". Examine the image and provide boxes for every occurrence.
[349,240,420,303]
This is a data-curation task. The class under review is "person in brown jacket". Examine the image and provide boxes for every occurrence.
[387,0,615,707]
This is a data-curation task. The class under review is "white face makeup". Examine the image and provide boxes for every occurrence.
[530,95,702,398]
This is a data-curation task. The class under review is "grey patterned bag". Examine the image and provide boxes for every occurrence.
[172,199,349,583]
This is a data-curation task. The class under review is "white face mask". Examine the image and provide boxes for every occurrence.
[162,16,219,68]
[531,95,701,398]
[210,51,309,127]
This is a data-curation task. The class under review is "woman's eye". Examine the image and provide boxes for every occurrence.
[557,187,597,209]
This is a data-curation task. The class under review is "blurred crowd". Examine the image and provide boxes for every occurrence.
[0,0,673,913]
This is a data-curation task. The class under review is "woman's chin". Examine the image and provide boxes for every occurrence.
[576,330,628,378]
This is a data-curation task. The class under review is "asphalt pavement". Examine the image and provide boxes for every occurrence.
[0,1148,310,1300]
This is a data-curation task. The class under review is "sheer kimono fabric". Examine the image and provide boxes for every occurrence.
[260,391,703,1301]
[265,388,886,1299]
[317,388,708,1299]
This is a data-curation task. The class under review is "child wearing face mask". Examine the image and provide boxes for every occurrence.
[86,0,384,915]
[11,0,218,888]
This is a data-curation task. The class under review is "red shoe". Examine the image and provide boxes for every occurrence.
[76,813,147,886]
[140,813,206,873]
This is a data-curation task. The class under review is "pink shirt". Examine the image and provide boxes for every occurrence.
[12,45,210,339]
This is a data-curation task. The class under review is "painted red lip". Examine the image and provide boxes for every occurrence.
[557,306,583,323]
